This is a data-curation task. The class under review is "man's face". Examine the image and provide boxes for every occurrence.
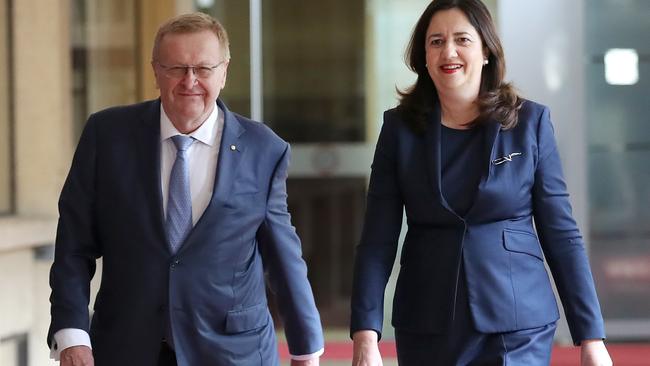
[153,30,228,131]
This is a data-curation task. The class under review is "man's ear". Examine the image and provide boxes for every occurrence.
[220,61,230,89]
[151,62,160,89]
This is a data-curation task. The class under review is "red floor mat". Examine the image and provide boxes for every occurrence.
[279,341,650,365]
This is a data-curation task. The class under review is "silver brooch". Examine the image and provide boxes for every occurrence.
[492,152,522,165]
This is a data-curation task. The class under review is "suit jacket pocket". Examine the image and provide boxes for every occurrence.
[503,229,544,260]
[224,302,269,334]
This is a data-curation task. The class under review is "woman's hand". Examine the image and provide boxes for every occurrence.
[291,358,319,366]
[580,339,612,366]
[352,330,383,366]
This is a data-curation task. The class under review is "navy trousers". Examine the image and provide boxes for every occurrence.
[158,342,177,366]
[395,264,556,366]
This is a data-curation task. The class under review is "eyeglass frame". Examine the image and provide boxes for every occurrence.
[154,60,227,79]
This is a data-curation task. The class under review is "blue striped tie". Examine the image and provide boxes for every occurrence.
[166,135,195,253]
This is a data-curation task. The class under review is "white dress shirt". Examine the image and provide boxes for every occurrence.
[160,103,222,225]
[51,102,322,361]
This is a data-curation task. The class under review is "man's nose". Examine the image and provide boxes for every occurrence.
[180,68,198,88]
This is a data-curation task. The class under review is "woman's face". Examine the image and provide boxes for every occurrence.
[424,8,487,99]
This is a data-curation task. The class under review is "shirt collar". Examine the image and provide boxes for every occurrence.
[160,102,221,146]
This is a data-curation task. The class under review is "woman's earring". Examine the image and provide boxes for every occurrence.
[483,59,489,65]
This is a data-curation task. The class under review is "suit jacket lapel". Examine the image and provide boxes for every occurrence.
[425,106,455,214]
[176,100,246,254]
[212,100,246,206]
[427,104,502,219]
[481,120,501,185]
[135,99,167,247]
[465,120,501,219]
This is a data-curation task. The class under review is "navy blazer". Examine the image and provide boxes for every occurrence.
[48,99,323,365]
[351,100,605,345]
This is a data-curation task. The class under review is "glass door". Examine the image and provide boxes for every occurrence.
[71,0,138,136]
[0,0,12,214]
[196,0,430,329]
[585,0,650,339]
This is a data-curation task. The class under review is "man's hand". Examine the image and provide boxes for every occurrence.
[352,330,383,366]
[60,345,94,366]
[291,358,319,366]
[581,339,612,366]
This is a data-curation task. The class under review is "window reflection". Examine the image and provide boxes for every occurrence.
[71,0,137,136]
[198,0,252,118]
[586,0,650,323]
[198,0,365,142]
[0,0,12,214]
[262,0,365,142]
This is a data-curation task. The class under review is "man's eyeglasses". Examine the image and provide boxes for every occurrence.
[155,61,226,79]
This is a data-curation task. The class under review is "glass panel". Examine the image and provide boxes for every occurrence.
[0,339,18,366]
[283,177,366,326]
[586,0,650,323]
[0,334,27,366]
[262,0,365,142]
[197,0,251,117]
[71,0,138,136]
[0,0,11,214]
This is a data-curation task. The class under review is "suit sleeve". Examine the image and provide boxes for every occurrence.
[257,144,324,356]
[47,116,100,346]
[350,115,404,340]
[532,107,605,344]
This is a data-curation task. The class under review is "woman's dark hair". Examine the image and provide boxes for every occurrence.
[398,0,522,132]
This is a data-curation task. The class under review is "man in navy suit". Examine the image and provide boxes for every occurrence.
[48,12,323,366]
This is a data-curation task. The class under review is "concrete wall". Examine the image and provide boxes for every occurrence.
[0,0,72,364]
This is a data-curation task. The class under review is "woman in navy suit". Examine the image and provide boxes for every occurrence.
[350,1,612,365]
